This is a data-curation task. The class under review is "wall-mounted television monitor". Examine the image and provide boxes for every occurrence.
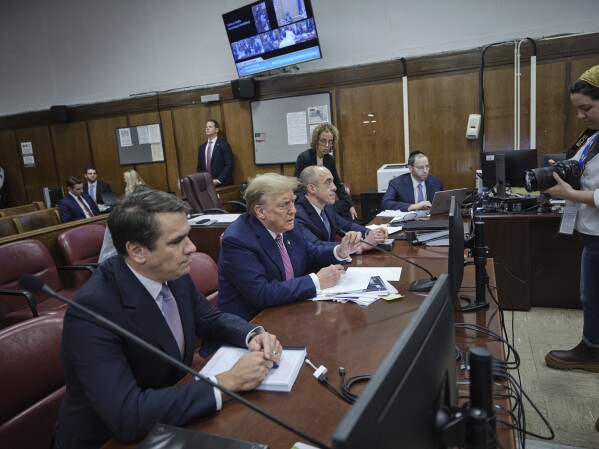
[332,274,458,449]
[481,149,538,197]
[222,0,322,77]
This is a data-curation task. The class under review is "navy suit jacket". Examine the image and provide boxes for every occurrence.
[294,149,354,217]
[381,173,444,211]
[54,256,255,449]
[294,194,367,247]
[84,180,112,204]
[217,214,342,321]
[197,138,234,186]
[58,193,101,223]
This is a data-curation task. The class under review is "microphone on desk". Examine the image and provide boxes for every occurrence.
[18,273,332,449]
[334,226,438,292]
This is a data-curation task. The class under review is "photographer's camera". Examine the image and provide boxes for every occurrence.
[524,159,581,192]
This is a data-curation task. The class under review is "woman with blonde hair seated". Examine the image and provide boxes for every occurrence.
[124,170,146,195]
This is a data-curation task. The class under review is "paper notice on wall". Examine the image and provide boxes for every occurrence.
[151,143,165,161]
[119,128,133,147]
[287,111,307,145]
[307,105,329,124]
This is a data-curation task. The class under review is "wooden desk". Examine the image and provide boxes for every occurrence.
[483,212,582,310]
[102,257,514,449]
[188,224,228,263]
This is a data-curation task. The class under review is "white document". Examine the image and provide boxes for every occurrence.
[189,213,241,224]
[346,267,402,281]
[200,346,306,392]
[366,224,402,235]
[286,111,308,145]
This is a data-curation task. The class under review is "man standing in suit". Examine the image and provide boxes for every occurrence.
[296,166,387,251]
[218,173,361,321]
[54,189,281,449]
[197,119,234,187]
[381,150,444,211]
[58,175,101,223]
[83,166,112,205]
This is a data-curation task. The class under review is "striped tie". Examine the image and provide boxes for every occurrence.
[275,234,294,281]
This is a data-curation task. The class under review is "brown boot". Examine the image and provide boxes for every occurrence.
[545,341,599,372]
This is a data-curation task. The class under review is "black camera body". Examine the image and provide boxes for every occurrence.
[524,159,581,192]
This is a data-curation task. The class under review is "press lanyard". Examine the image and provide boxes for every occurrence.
[578,132,599,171]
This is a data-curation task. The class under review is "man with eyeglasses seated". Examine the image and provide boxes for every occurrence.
[381,150,444,211]
[217,173,362,322]
[294,123,358,220]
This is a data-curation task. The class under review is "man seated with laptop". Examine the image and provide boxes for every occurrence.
[381,150,444,211]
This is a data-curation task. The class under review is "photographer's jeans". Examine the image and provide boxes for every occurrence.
[580,233,599,347]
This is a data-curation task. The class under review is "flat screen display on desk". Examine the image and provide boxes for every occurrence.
[222,0,321,77]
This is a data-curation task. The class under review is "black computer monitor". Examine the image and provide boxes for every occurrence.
[481,149,538,198]
[541,152,567,167]
[448,196,464,303]
[332,274,457,449]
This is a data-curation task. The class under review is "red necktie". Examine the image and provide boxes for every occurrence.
[78,196,94,217]
[206,140,213,173]
[275,234,294,281]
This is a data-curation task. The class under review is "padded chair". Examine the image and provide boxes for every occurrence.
[335,182,351,201]
[0,315,65,449]
[188,251,219,367]
[12,209,60,233]
[181,173,246,214]
[57,224,105,288]
[0,239,77,327]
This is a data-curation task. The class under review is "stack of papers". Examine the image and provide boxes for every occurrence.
[313,267,401,305]
[199,346,306,392]
[379,210,430,220]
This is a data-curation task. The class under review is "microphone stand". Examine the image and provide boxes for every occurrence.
[334,227,437,292]
[19,274,331,449]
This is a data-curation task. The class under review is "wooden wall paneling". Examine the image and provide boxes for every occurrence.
[127,112,169,193]
[481,66,516,152]
[50,121,93,186]
[172,105,205,183]
[535,61,567,156]
[221,100,261,186]
[14,126,59,202]
[159,110,182,196]
[87,116,130,196]
[337,81,405,196]
[409,71,480,190]
[0,129,27,206]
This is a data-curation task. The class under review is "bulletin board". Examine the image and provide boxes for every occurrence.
[116,123,165,165]
[250,93,332,165]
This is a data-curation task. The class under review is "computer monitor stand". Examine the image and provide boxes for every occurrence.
[459,220,489,312]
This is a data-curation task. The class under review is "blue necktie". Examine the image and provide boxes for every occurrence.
[321,210,331,239]
[417,183,424,202]
[89,183,95,200]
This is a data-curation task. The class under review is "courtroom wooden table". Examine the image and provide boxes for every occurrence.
[102,255,514,449]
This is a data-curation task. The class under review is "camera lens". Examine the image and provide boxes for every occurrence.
[524,166,556,192]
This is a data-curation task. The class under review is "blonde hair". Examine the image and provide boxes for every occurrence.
[124,170,146,195]
[243,173,299,216]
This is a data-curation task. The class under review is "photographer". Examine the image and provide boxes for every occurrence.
[543,66,599,387]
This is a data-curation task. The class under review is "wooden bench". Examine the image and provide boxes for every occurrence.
[0,216,20,238]
[0,201,45,217]
[12,208,61,233]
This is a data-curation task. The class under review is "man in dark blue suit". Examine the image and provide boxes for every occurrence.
[54,189,281,449]
[58,175,101,223]
[381,151,444,211]
[196,119,234,186]
[218,173,361,321]
[295,166,387,251]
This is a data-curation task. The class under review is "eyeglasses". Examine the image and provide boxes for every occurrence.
[318,138,334,147]
[413,165,430,171]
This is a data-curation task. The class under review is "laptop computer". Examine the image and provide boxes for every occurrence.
[100,191,120,207]
[428,188,468,215]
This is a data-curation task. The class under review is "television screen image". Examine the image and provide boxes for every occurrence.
[222,0,322,77]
